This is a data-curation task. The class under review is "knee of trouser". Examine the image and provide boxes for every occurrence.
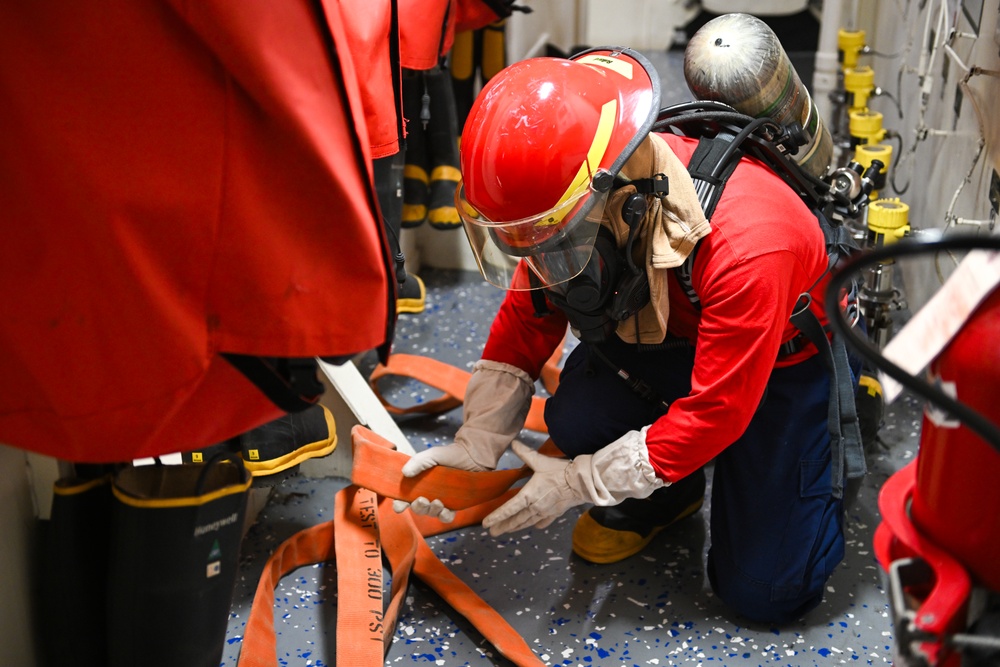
[541,391,602,458]
[543,409,589,458]
[707,550,826,625]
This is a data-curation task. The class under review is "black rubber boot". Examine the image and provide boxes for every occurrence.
[401,69,429,229]
[39,472,114,667]
[572,467,706,564]
[180,405,337,487]
[856,369,885,454]
[374,152,426,315]
[106,458,250,667]
[238,403,337,482]
[179,438,241,466]
[424,65,463,230]
[396,272,426,314]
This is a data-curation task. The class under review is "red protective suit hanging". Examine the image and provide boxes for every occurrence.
[339,0,402,159]
[399,0,510,69]
[0,0,395,462]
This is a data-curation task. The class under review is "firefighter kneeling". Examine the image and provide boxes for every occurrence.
[393,47,865,625]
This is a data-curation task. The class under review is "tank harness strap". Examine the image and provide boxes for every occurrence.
[674,134,742,309]
[675,244,702,310]
[687,133,742,219]
[676,131,866,497]
[677,263,866,500]
[789,295,867,499]
[817,205,862,271]
[777,332,807,357]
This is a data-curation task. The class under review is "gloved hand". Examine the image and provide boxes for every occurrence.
[481,427,666,536]
[392,359,534,521]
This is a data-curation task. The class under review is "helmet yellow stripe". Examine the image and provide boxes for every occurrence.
[537,99,617,227]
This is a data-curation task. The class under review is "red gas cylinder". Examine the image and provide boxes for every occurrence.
[910,285,1000,592]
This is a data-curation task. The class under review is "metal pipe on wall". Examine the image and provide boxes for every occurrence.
[813,0,847,124]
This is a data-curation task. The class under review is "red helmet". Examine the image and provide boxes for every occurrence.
[456,48,661,289]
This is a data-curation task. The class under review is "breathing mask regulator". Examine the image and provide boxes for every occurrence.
[538,181,671,344]
[455,46,667,344]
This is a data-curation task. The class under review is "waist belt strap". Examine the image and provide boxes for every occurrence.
[238,425,548,666]
[789,295,866,499]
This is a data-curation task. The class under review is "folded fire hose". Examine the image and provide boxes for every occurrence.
[238,343,566,665]
[367,340,564,430]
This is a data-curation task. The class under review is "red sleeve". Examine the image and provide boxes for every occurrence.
[336,0,399,158]
[399,0,450,69]
[645,238,814,482]
[453,0,503,33]
[481,264,569,380]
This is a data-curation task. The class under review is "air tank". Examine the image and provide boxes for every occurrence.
[683,12,834,178]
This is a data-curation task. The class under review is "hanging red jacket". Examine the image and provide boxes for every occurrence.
[0,0,395,462]
[337,0,402,159]
[400,0,514,70]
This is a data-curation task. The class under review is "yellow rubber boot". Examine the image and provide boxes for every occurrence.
[424,66,462,230]
[572,467,706,564]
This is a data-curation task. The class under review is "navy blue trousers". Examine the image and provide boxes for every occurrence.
[544,336,847,624]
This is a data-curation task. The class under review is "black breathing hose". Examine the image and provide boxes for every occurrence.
[825,234,1000,454]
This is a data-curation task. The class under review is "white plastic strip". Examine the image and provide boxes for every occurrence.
[881,249,1000,402]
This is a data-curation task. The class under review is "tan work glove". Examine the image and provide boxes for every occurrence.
[482,427,666,536]
[393,359,534,521]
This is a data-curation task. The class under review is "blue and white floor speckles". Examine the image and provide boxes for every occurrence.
[221,268,921,666]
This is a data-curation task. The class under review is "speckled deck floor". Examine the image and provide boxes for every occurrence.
[220,268,921,667]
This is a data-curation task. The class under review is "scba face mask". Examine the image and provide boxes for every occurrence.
[539,225,624,344]
[536,188,658,344]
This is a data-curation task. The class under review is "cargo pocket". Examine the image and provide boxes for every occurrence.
[770,456,845,604]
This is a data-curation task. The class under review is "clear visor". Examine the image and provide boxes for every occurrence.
[456,177,611,290]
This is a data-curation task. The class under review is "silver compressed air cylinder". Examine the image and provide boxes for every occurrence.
[683,12,833,178]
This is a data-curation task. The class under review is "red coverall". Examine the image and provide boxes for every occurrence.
[0,0,396,462]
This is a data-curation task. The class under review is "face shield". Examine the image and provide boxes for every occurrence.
[457,47,662,292]
[457,169,613,290]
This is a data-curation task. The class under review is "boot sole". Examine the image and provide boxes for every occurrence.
[571,498,703,564]
[396,276,427,315]
[243,435,337,476]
